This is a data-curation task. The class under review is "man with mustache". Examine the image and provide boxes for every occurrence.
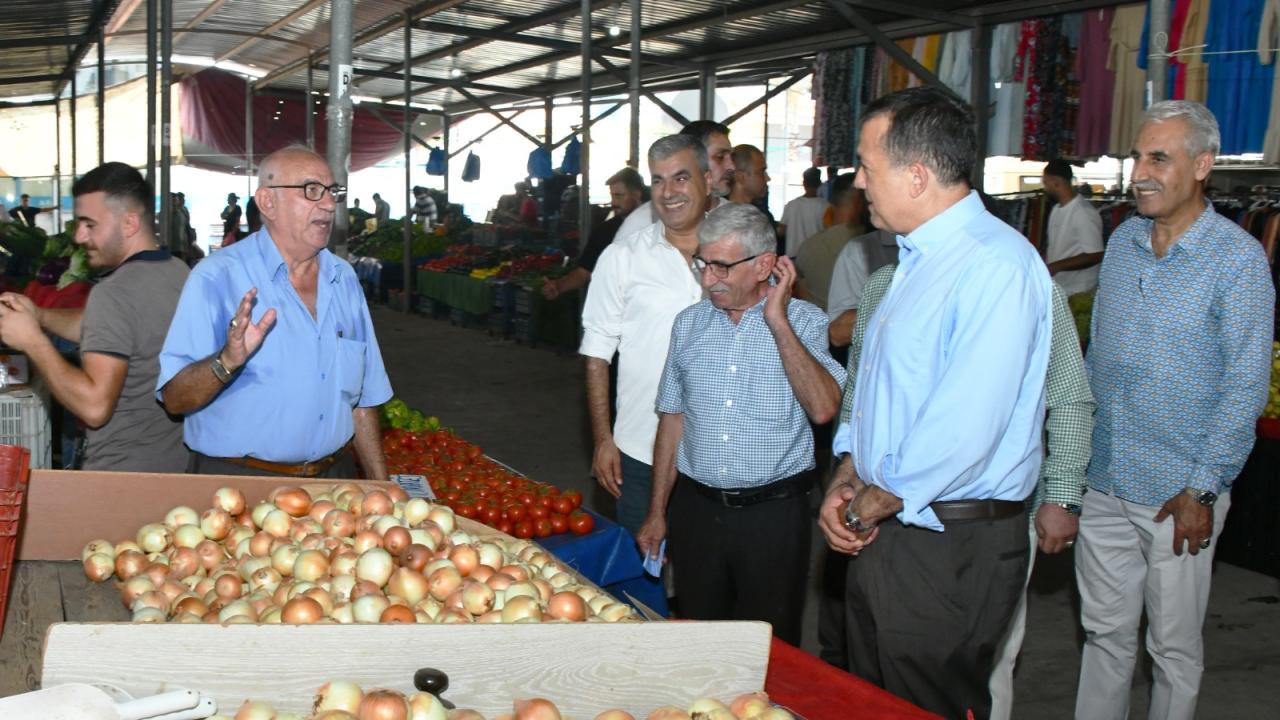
[637,203,844,643]
[613,121,736,244]
[157,145,393,481]
[1075,101,1274,720]
[542,167,646,301]
[579,134,711,538]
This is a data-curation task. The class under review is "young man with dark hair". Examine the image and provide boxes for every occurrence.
[779,167,831,258]
[0,162,190,472]
[1042,158,1104,295]
[8,193,50,227]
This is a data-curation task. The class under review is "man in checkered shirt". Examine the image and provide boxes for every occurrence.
[636,202,846,644]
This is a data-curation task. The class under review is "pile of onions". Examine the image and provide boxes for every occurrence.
[208,684,789,720]
[82,483,638,625]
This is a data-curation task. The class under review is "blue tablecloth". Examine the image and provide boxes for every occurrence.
[539,510,669,617]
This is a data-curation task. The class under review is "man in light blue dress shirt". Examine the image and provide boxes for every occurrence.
[816,88,1053,718]
[157,146,393,479]
[1075,102,1274,720]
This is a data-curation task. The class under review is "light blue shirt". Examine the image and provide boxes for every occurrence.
[656,296,846,487]
[1087,205,1274,505]
[834,191,1053,531]
[156,229,393,462]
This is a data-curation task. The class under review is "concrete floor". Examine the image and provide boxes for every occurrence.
[371,305,1280,719]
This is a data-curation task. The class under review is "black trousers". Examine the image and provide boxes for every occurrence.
[667,475,812,645]
[188,451,358,480]
[845,512,1029,720]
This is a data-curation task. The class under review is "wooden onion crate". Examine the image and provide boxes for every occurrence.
[0,470,771,716]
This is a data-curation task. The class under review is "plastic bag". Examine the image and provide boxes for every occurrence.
[462,151,481,182]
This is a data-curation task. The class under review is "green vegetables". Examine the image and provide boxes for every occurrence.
[1068,291,1094,343]
[379,398,441,432]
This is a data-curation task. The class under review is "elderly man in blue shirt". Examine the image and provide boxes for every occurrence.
[1075,102,1274,720]
[816,87,1054,719]
[157,145,393,480]
[636,202,845,645]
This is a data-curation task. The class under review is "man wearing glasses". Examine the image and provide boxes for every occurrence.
[636,203,845,643]
[156,145,393,480]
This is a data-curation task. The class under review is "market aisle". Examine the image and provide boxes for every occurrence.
[370,306,1280,719]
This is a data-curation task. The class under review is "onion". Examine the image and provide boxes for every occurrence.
[514,698,563,720]
[593,712,636,720]
[448,545,480,577]
[596,603,633,622]
[281,596,325,624]
[531,579,553,604]
[131,607,167,624]
[268,544,300,576]
[516,545,540,564]
[173,524,205,549]
[525,552,551,569]
[82,539,114,562]
[499,565,530,583]
[351,580,384,601]
[331,603,355,624]
[323,509,357,538]
[461,581,495,616]
[352,593,391,623]
[436,609,472,624]
[273,486,313,517]
[408,693,448,720]
[315,680,364,714]
[163,505,199,528]
[358,689,409,720]
[248,531,275,558]
[131,590,170,614]
[196,539,226,570]
[251,566,283,593]
[175,596,209,617]
[387,568,430,605]
[362,490,394,517]
[546,591,586,622]
[354,530,384,554]
[475,610,503,623]
[238,555,270,581]
[415,597,443,620]
[168,546,199,578]
[262,509,293,538]
[749,710,793,720]
[259,607,283,624]
[330,575,358,601]
[469,565,495,583]
[548,573,574,590]
[218,599,258,623]
[84,553,114,581]
[426,506,455,535]
[415,521,446,549]
[587,595,612,615]
[428,566,463,601]
[317,711,359,720]
[387,485,409,503]
[356,548,394,586]
[291,518,324,543]
[294,549,331,583]
[227,525,255,550]
[688,699,731,716]
[400,544,431,572]
[442,590,465,613]
[447,712,486,720]
[423,559,456,577]
[309,499,338,523]
[504,581,538,602]
[330,550,359,577]
[379,604,416,623]
[403,498,431,526]
[142,562,171,587]
[486,572,515,592]
[373,515,404,537]
[304,587,336,616]
[383,526,412,555]
[214,572,243,601]
[251,502,276,528]
[137,523,173,553]
[728,693,771,719]
[407,529,437,552]
[501,595,542,623]
[475,542,503,571]
[113,540,143,557]
[646,710,691,720]
[234,700,277,720]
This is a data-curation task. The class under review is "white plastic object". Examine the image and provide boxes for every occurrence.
[116,689,201,720]
[0,683,121,719]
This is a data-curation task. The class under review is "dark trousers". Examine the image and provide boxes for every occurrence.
[845,512,1030,720]
[188,451,358,479]
[616,452,653,537]
[817,548,851,667]
[667,474,812,645]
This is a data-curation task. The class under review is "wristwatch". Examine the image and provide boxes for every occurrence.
[843,500,878,534]
[1054,503,1082,516]
[1185,488,1218,507]
[210,354,236,384]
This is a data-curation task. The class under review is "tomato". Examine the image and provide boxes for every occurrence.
[552,496,575,515]
[568,511,595,535]
[549,513,569,534]
[534,518,554,538]
[538,495,556,509]
[528,505,549,521]
[466,445,483,460]
[482,505,502,525]
[513,520,534,539]
[496,519,514,535]
[516,492,536,506]
[441,489,462,502]
[563,489,583,510]
[505,504,527,522]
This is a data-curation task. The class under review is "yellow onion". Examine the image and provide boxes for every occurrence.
[315,680,364,714]
[514,698,563,720]
[387,568,430,605]
[380,604,416,623]
[436,609,472,624]
[500,595,542,623]
[164,505,200,528]
[272,486,313,517]
[309,499,337,523]
[120,576,156,607]
[426,507,455,535]
[262,509,293,538]
[330,549,359,577]
[646,709,691,720]
[408,693,448,720]
[461,581,495,616]
[728,693,771,719]
[594,712,636,720]
[250,502,276,528]
[137,523,173,553]
[356,548,394,586]
[294,549,331,583]
[213,487,247,515]
[131,607,167,623]
[234,700,276,720]
[475,542,503,571]
[84,553,114,581]
[362,490,394,517]
[428,566,463,601]
[173,524,205,549]
[81,539,114,562]
[546,591,586,622]
[281,596,325,624]
[352,593,390,623]
[403,498,431,526]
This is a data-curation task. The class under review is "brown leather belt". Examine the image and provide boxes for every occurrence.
[217,442,353,478]
[930,498,1028,522]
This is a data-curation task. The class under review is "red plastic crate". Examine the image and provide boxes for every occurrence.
[0,443,32,641]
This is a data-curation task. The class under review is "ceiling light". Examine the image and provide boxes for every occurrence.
[608,26,622,37]
[450,68,464,78]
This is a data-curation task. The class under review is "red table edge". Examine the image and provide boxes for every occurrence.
[764,637,941,720]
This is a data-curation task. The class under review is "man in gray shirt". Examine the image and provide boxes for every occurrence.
[0,162,189,472]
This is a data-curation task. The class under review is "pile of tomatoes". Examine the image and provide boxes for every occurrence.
[381,428,595,539]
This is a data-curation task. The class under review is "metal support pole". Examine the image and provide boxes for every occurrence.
[327,0,354,256]
[544,97,554,152]
[442,113,451,200]
[245,81,254,199]
[146,0,156,185]
[403,12,413,313]
[160,0,173,250]
[970,22,991,190]
[1148,0,1171,103]
[628,0,641,168]
[55,101,62,232]
[579,0,592,252]
[70,66,78,179]
[699,65,716,120]
[305,54,315,149]
[97,26,105,166]
[762,79,769,154]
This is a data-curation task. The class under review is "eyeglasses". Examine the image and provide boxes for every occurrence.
[692,254,760,279]
[268,182,348,202]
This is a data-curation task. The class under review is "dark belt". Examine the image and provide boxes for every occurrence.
[930,498,1028,522]
[686,472,814,509]
[216,442,353,478]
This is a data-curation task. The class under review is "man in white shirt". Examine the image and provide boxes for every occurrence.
[614,121,735,244]
[579,134,710,536]
[1042,159,1104,296]
[779,168,831,258]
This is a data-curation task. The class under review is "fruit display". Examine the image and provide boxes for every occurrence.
[205,681,792,720]
[1264,340,1280,420]
[79,483,635,625]
[419,244,567,286]
[349,218,450,263]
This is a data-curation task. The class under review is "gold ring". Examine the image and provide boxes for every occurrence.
[230,318,239,329]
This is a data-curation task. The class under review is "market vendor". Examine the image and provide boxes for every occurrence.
[636,203,844,645]
[0,163,189,472]
[8,194,51,227]
[156,145,393,480]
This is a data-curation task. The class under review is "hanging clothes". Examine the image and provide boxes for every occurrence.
[988,22,1026,157]
[1181,0,1213,102]
[889,38,915,91]
[908,34,943,87]
[1261,0,1280,162]
[1206,0,1273,155]
[850,46,869,162]
[1076,8,1117,157]
[813,49,856,168]
[1108,5,1148,157]
[939,29,973,101]
[1139,0,1195,100]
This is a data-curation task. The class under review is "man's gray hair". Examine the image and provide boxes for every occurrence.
[698,202,777,256]
[648,134,709,174]
[1142,100,1221,158]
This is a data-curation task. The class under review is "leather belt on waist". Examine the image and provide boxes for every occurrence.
[686,472,814,509]
[216,442,353,478]
[930,498,1028,522]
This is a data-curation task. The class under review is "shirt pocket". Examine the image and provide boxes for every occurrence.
[335,337,367,405]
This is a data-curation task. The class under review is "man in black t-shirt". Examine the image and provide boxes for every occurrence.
[542,167,645,300]
[8,194,49,227]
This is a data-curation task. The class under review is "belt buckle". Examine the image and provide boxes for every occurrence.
[720,488,743,508]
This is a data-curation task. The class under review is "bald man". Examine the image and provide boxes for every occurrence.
[157,145,393,481]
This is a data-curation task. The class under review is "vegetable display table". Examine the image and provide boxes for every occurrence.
[537,510,668,616]
[416,270,493,316]
[765,636,941,719]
